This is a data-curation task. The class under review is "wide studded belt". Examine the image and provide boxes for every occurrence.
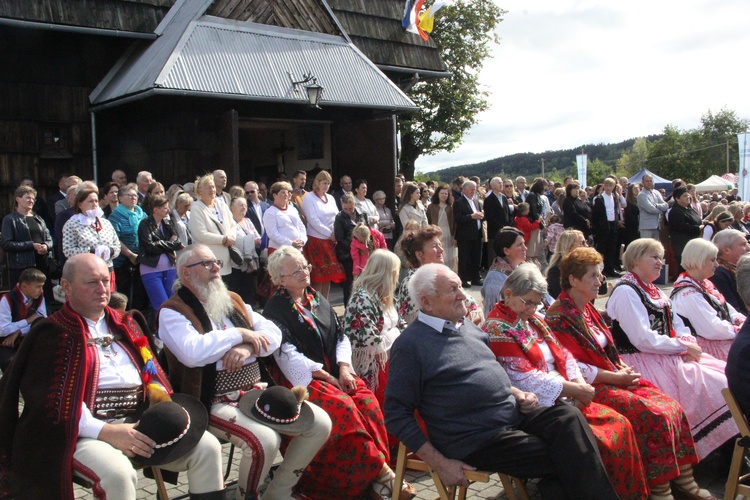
[93,386,143,420]
[214,361,261,395]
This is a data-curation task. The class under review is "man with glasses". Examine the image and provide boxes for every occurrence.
[243,181,269,237]
[332,175,352,210]
[159,244,331,500]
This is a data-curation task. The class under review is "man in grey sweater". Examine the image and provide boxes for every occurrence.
[384,264,617,500]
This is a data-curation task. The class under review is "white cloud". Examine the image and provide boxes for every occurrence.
[416,0,750,172]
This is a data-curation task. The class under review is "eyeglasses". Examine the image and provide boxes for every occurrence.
[245,190,256,194]
[517,297,542,310]
[280,264,312,279]
[503,184,513,188]
[185,259,222,270]
[119,193,138,198]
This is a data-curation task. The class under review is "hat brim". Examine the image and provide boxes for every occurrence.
[133,393,209,467]
[239,389,315,434]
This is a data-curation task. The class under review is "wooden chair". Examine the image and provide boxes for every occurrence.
[392,441,530,500]
[721,387,750,500]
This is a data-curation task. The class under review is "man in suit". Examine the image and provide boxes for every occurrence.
[592,178,624,277]
[484,177,512,265]
[244,181,269,242]
[384,264,618,500]
[636,174,668,240]
[514,176,529,203]
[136,171,153,206]
[332,175,352,210]
[726,254,750,418]
[453,180,484,287]
[213,169,232,206]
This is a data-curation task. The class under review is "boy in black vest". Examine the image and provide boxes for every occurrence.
[0,268,46,371]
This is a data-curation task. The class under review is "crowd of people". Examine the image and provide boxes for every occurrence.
[2,167,750,500]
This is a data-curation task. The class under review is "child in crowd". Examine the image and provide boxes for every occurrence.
[351,224,388,276]
[513,202,541,243]
[0,268,47,371]
[108,291,129,311]
[545,214,565,259]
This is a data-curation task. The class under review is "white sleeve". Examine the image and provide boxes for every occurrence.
[577,362,599,384]
[158,308,243,367]
[78,403,106,439]
[606,286,687,354]
[0,296,28,337]
[248,308,282,355]
[36,298,47,320]
[336,335,353,369]
[274,342,323,386]
[302,196,332,238]
[729,302,746,325]
[702,226,714,241]
[263,208,286,246]
[295,214,308,244]
[672,288,737,340]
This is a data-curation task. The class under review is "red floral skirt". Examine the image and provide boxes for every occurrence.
[274,371,388,499]
[304,237,346,283]
[582,402,649,500]
[594,383,698,486]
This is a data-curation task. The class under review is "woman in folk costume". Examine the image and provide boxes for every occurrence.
[344,249,404,407]
[547,247,713,500]
[483,263,648,500]
[263,246,415,500]
[671,238,744,361]
[606,238,737,461]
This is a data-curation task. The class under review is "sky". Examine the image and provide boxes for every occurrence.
[415,0,750,173]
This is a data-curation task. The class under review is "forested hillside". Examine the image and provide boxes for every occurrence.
[426,134,663,183]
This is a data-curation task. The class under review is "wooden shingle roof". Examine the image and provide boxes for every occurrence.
[326,0,447,74]
[0,0,174,33]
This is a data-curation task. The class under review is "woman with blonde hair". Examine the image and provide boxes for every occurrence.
[188,173,236,279]
[345,249,404,404]
[546,229,587,299]
[301,170,346,299]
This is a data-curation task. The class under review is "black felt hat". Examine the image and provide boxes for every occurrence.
[239,386,314,434]
[132,393,208,466]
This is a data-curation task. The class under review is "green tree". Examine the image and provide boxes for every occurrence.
[615,137,649,177]
[398,0,505,179]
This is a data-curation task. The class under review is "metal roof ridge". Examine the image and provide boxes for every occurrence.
[197,15,350,45]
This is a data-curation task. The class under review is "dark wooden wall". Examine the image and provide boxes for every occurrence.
[331,115,397,204]
[208,0,339,35]
[0,27,132,215]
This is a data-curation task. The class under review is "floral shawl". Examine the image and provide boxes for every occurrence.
[546,291,624,372]
[344,286,404,391]
[483,301,580,406]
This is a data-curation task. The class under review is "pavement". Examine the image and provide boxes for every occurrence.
[72,276,732,499]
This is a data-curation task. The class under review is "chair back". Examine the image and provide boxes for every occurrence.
[722,388,750,438]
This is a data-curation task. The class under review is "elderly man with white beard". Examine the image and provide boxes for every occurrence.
[158,244,331,500]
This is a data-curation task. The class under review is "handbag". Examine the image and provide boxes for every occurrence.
[245,255,260,273]
[45,253,62,280]
[210,217,243,266]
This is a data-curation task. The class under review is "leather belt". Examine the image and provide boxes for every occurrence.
[94,386,143,420]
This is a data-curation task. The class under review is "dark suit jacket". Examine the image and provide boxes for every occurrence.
[484,191,511,240]
[592,193,622,239]
[667,204,701,260]
[727,321,750,418]
[332,189,350,211]
[453,195,483,241]
[245,201,269,234]
[710,266,747,315]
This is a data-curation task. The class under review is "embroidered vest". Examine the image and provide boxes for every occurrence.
[610,281,674,354]
[670,280,730,336]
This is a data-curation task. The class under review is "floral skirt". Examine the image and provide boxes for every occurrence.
[696,336,733,362]
[622,351,737,459]
[594,382,697,486]
[304,236,346,283]
[274,373,388,499]
[582,402,649,500]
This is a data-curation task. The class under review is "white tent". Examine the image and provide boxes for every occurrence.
[694,175,734,192]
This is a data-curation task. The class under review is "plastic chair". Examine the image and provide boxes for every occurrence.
[721,387,750,500]
[391,441,529,500]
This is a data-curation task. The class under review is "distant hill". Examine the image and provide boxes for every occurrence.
[424,134,664,183]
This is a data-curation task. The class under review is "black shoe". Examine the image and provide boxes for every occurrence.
[473,278,484,286]
[461,281,471,288]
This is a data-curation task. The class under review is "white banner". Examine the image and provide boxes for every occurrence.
[576,154,588,189]
[739,133,750,202]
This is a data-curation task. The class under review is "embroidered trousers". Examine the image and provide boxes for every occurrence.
[72,431,224,499]
[209,400,331,500]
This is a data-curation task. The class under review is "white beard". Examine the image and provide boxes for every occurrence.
[193,278,234,324]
